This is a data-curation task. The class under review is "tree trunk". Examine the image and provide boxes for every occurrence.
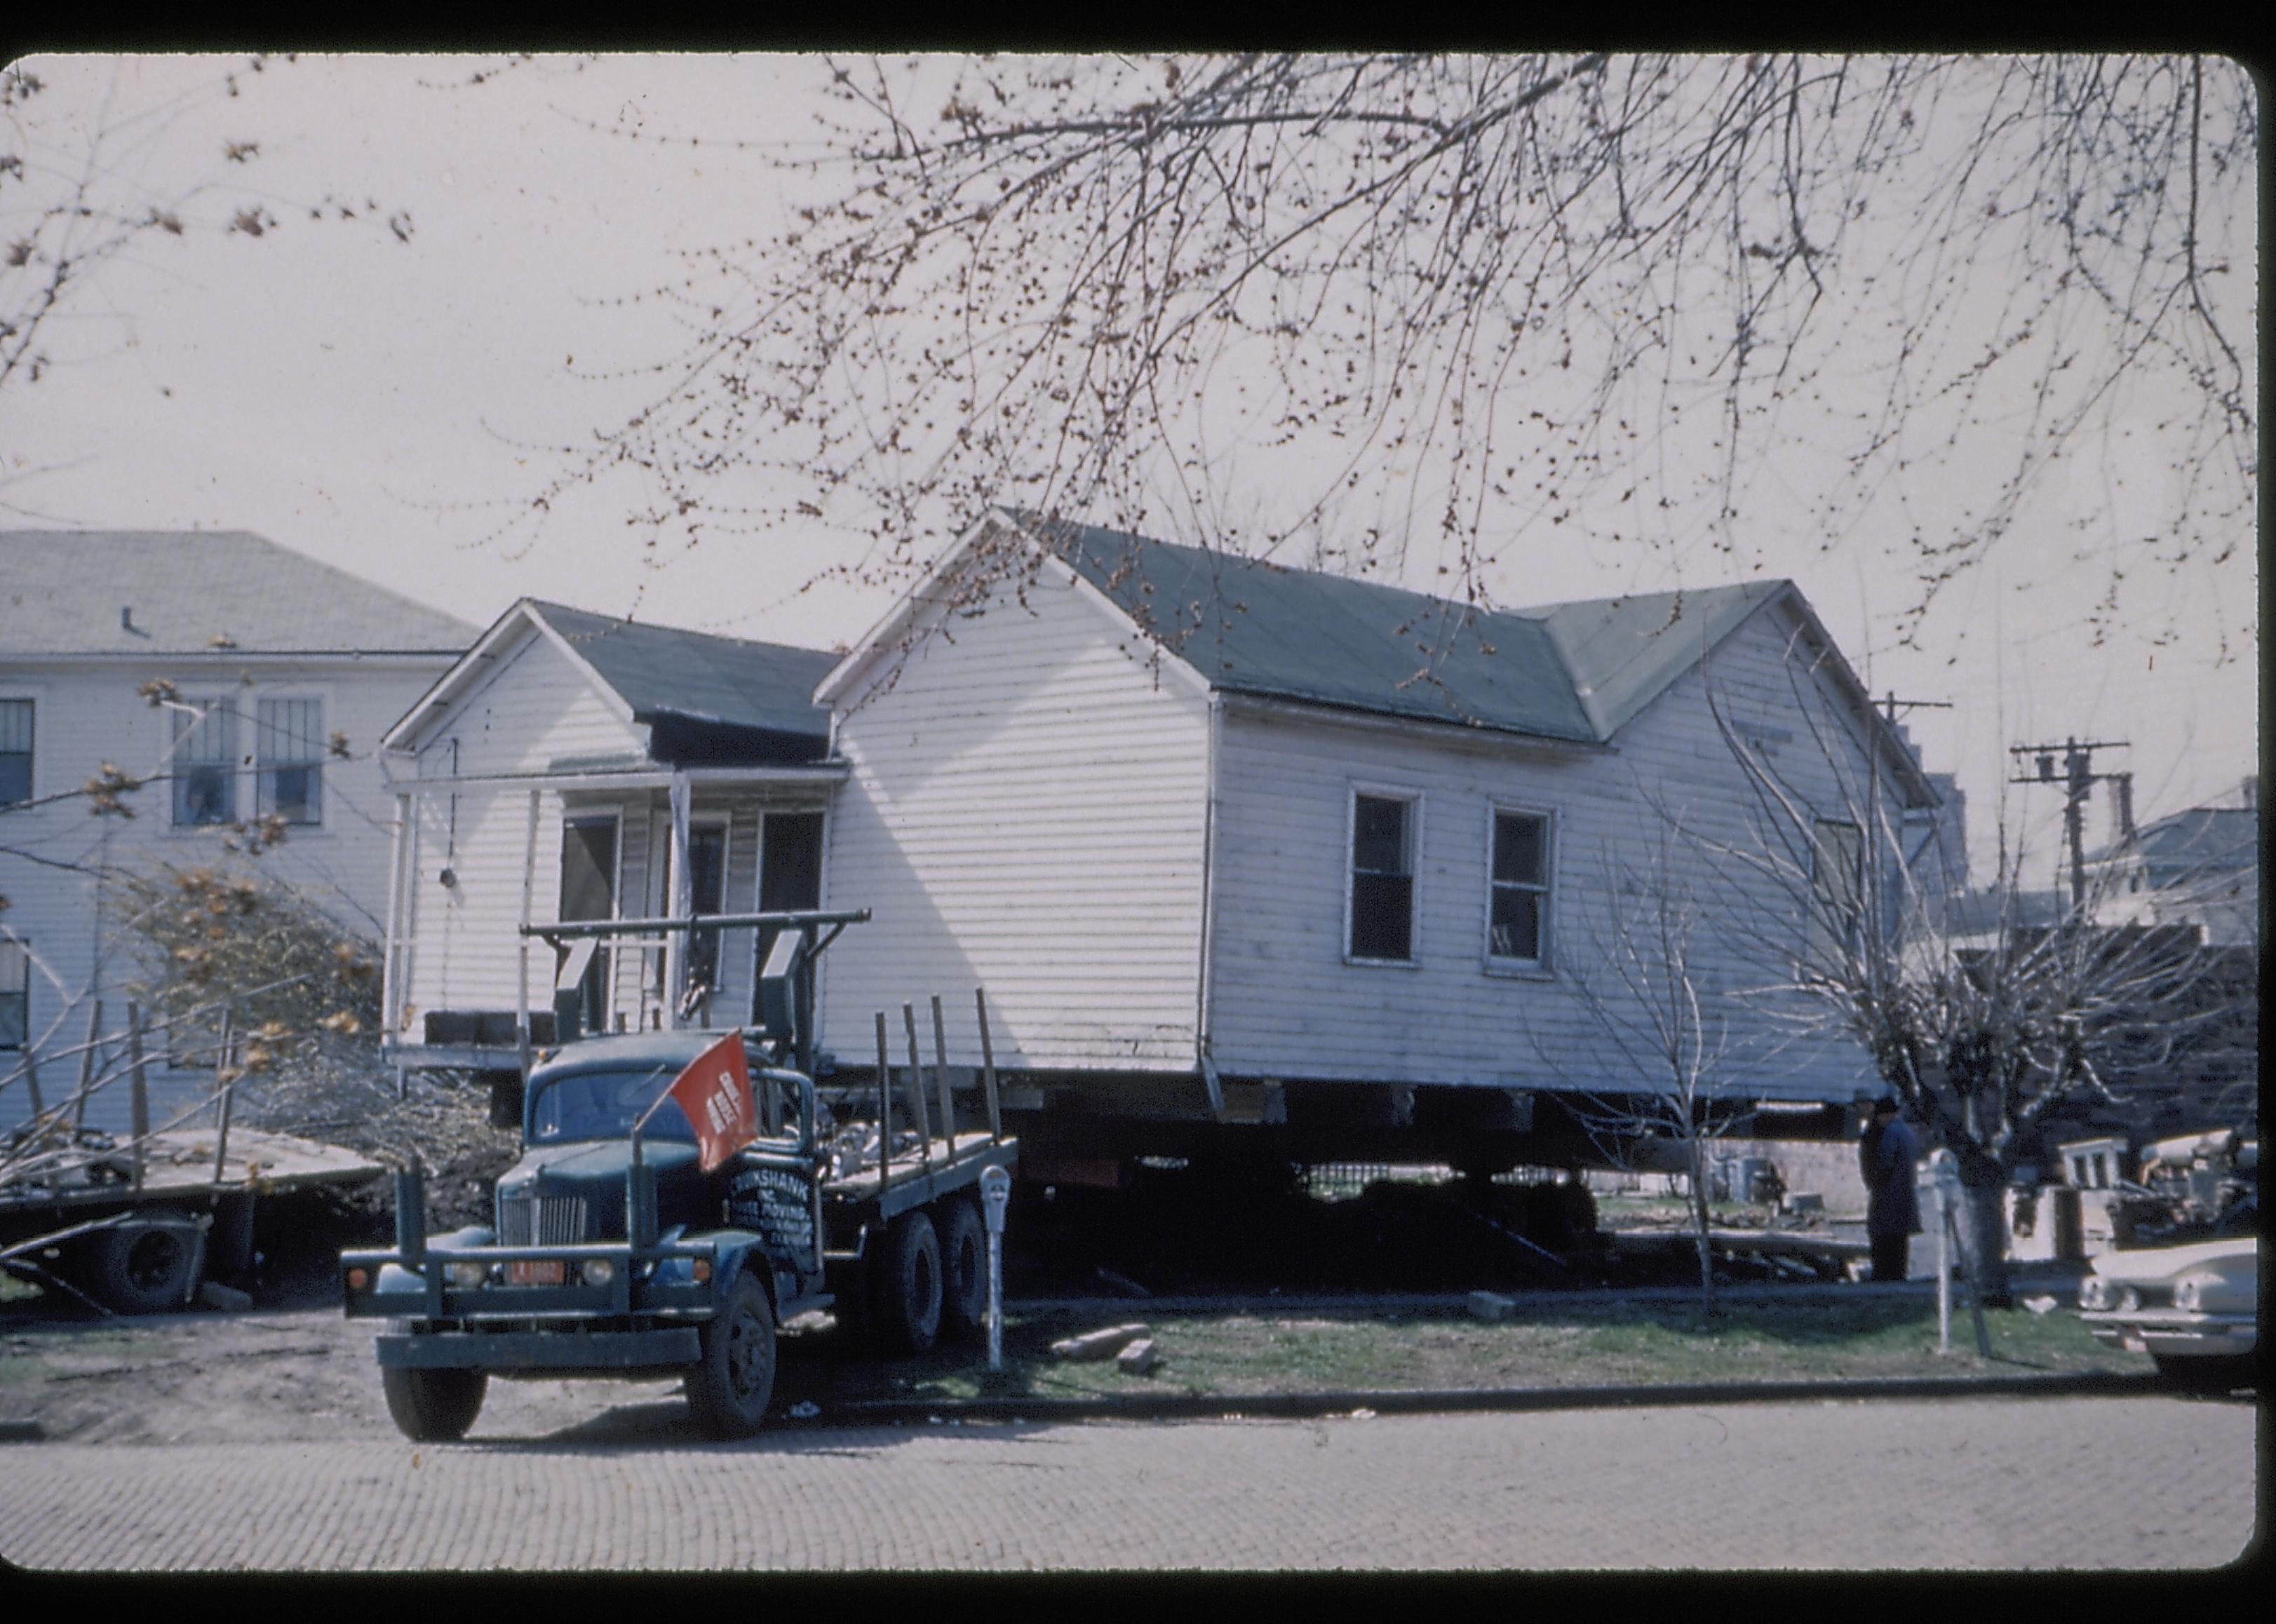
[1690,1135,1714,1311]
[1955,1171,2012,1308]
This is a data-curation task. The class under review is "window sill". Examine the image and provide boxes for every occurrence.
[1484,960,1555,982]
[1342,954,1422,970]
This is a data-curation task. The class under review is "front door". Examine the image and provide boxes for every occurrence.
[559,816,618,1034]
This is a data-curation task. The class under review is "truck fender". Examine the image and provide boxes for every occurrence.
[703,1229,774,1306]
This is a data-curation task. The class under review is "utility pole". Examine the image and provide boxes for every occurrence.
[2008,737,2131,919]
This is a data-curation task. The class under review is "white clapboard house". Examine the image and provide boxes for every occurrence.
[1,530,473,1136]
[375,600,843,1081]
[813,513,1943,1170]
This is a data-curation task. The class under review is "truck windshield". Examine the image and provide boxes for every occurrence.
[527,1066,699,1144]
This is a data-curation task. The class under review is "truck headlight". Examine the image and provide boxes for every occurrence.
[581,1258,615,1287]
[2079,1275,2108,1311]
[445,1261,486,1288]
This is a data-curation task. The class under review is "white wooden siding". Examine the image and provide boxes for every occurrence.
[1203,597,1897,1103]
[821,563,1212,1071]
[0,655,451,1135]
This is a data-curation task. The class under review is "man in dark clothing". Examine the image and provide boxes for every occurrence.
[1859,1095,1923,1282]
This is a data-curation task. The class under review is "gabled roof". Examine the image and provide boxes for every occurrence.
[0,529,474,655]
[823,511,1936,804]
[2096,806,2260,884]
[386,599,836,766]
[1038,517,1803,747]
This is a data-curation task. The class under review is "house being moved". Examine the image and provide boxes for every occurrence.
[812,513,1944,1175]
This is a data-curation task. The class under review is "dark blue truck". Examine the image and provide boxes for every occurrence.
[342,911,1016,1441]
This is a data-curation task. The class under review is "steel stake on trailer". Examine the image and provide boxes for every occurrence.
[976,987,1000,1144]
[902,1004,932,1167]
[126,1005,149,1193]
[74,1001,102,1134]
[930,994,955,1156]
[873,1011,891,1192]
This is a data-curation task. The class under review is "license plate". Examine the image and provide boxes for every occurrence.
[509,1260,566,1286]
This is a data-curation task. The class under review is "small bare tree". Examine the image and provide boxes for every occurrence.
[1689,637,2240,1305]
[1533,820,1753,1308]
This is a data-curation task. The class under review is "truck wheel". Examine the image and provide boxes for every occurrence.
[79,1220,201,1315]
[940,1198,988,1341]
[881,1209,943,1355]
[381,1366,488,1442]
[686,1270,778,1439]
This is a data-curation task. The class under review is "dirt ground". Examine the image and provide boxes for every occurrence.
[0,1158,1870,1445]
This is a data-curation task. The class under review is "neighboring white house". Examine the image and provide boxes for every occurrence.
[1,529,473,1135]
[2082,778,2260,947]
[375,600,843,1077]
[814,513,1944,1165]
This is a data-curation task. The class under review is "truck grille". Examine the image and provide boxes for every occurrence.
[497,1194,591,1246]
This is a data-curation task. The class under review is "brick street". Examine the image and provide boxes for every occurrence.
[1,1394,2255,1571]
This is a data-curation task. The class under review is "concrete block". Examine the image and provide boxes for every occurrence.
[1116,1338,1158,1376]
[1050,1322,1150,1361]
[197,1280,253,1312]
[1468,1291,1515,1322]
[1782,1191,1824,1215]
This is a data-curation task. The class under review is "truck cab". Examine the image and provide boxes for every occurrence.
[343,1029,829,1440]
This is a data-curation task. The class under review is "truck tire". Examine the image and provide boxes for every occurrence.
[880,1209,943,1355]
[79,1219,201,1315]
[940,1197,988,1341]
[685,1271,778,1439]
[381,1366,488,1442]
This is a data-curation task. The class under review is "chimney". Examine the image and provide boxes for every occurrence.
[2244,776,2258,811]
[2113,772,2135,842]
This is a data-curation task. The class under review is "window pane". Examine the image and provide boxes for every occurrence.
[1493,812,1544,885]
[256,699,323,823]
[0,700,31,804]
[173,702,236,825]
[1350,873,1413,961]
[1490,888,1542,961]
[0,940,26,1049]
[1352,795,1410,876]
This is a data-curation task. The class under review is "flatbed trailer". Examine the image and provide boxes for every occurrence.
[2,1126,384,1314]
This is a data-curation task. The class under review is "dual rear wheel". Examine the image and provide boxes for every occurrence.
[875,1196,989,1355]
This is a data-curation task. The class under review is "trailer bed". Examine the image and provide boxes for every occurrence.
[1,1128,385,1215]
[823,1131,1017,1222]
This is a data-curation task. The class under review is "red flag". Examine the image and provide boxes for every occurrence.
[667,1031,757,1172]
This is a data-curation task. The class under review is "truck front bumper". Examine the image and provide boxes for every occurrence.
[377,1327,703,1372]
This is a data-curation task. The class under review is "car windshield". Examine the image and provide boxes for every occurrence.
[527,1065,699,1144]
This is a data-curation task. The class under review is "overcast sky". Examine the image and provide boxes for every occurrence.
[4,53,2259,888]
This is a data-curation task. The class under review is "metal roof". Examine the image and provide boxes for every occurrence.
[0,529,475,655]
[527,602,837,763]
[1038,517,1786,745]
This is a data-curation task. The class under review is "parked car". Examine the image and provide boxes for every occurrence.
[2078,1231,2257,1390]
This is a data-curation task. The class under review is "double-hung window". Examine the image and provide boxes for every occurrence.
[1488,808,1552,968]
[1805,818,1864,976]
[0,700,32,806]
[1348,791,1418,963]
[0,939,27,1050]
[257,697,323,825]
[172,700,237,826]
